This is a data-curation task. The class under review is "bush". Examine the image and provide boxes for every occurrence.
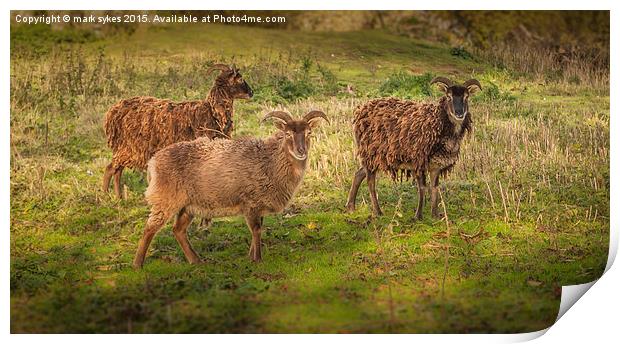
[451,46,474,60]
[478,81,515,103]
[273,75,316,102]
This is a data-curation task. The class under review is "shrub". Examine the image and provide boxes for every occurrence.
[451,46,474,60]
[478,81,515,103]
[273,75,316,102]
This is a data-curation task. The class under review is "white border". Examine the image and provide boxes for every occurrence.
[3,1,617,342]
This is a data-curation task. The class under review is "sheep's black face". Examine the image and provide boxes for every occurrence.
[227,70,253,100]
[446,86,469,120]
[430,77,482,122]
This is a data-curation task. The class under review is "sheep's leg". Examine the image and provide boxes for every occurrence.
[199,217,212,229]
[245,214,263,262]
[102,162,116,193]
[345,167,367,212]
[415,173,426,220]
[172,208,201,264]
[429,169,442,219]
[113,166,125,199]
[133,209,169,269]
[367,170,383,217]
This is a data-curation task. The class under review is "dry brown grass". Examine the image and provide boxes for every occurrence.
[479,43,609,88]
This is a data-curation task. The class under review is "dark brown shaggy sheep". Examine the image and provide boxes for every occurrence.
[133,110,329,268]
[102,64,253,198]
[345,77,481,219]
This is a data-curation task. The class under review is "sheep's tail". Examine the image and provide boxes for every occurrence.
[103,104,125,150]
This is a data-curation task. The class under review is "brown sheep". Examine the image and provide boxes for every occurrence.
[133,110,329,268]
[102,64,253,198]
[345,77,481,219]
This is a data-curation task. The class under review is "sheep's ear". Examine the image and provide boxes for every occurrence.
[463,79,482,94]
[230,65,241,78]
[430,77,453,93]
[262,117,287,131]
[304,110,329,129]
[262,111,292,131]
[273,120,287,131]
[308,118,323,130]
[433,83,449,93]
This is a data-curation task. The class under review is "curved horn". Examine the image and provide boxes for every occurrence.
[303,110,329,124]
[430,76,454,89]
[463,78,482,91]
[262,110,293,124]
[206,63,231,76]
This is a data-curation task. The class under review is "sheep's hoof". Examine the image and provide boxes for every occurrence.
[132,262,144,270]
[188,258,203,265]
[249,253,262,263]
[248,247,262,262]
[372,209,383,217]
[345,203,356,213]
[415,213,423,221]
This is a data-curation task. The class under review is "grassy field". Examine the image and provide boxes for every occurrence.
[10,22,609,333]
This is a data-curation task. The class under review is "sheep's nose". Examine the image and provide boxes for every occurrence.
[245,84,254,98]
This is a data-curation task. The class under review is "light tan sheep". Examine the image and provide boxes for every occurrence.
[133,110,329,268]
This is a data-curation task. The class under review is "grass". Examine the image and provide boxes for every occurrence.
[10,21,609,333]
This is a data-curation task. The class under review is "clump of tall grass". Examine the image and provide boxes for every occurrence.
[479,43,609,89]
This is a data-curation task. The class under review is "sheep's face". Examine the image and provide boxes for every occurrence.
[431,77,482,121]
[280,121,313,161]
[225,70,253,100]
[263,111,329,161]
[445,86,470,120]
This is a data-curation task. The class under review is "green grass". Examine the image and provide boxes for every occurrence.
[10,22,609,333]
